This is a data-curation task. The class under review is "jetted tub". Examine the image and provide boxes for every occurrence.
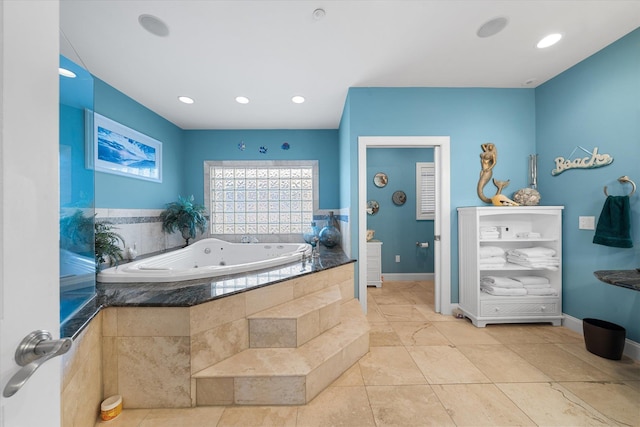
[97,238,312,283]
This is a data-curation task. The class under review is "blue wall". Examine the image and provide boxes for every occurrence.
[94,79,184,208]
[345,87,537,301]
[182,129,340,208]
[536,28,640,341]
[366,148,434,273]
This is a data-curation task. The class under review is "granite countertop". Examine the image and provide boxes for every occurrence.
[62,245,354,339]
[593,269,640,292]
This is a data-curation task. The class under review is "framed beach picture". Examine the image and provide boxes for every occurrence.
[93,113,162,182]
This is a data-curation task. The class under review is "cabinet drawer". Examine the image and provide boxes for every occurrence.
[480,300,559,317]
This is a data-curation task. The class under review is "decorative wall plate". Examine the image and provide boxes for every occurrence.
[392,190,406,206]
[367,200,380,215]
[373,172,388,188]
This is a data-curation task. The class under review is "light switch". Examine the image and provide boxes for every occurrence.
[579,216,595,230]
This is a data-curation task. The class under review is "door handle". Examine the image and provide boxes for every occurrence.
[3,330,73,397]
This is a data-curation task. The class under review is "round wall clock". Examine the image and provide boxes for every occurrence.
[373,172,388,188]
[392,190,406,206]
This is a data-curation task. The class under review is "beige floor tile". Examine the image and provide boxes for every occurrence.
[625,380,640,392]
[377,304,429,322]
[365,301,387,323]
[217,406,298,426]
[432,383,535,426]
[94,409,150,427]
[414,304,459,322]
[139,407,225,427]
[358,346,427,385]
[390,321,452,347]
[372,292,414,306]
[432,321,502,345]
[534,324,585,343]
[556,342,640,380]
[508,343,613,381]
[560,381,640,426]
[296,386,376,426]
[399,289,434,305]
[497,382,616,426]
[485,323,555,344]
[369,322,404,347]
[366,385,455,426]
[331,362,364,386]
[408,345,491,384]
[457,344,551,382]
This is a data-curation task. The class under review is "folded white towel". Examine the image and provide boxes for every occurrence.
[526,288,558,296]
[510,275,550,286]
[481,285,527,296]
[480,226,498,232]
[480,276,524,288]
[523,284,552,289]
[507,257,559,271]
[479,256,506,266]
[479,246,505,259]
[508,247,556,257]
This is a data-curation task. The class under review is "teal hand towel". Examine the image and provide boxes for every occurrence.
[593,195,633,248]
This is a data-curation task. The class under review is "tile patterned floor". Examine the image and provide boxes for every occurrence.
[96,281,640,426]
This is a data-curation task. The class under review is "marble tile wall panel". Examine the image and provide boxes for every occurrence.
[61,312,103,427]
[191,318,249,374]
[195,378,235,406]
[118,336,192,408]
[190,293,246,335]
[234,376,306,405]
[245,281,294,316]
[116,307,189,337]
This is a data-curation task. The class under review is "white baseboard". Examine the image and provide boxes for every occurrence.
[562,313,639,361]
[382,273,434,282]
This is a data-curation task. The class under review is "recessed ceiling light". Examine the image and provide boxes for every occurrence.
[522,78,538,86]
[138,14,170,37]
[291,96,305,104]
[178,96,194,104]
[537,33,562,49]
[59,68,76,78]
[312,8,326,20]
[476,17,508,38]
[236,96,250,104]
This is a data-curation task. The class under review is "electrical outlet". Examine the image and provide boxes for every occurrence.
[579,216,595,230]
[395,255,400,263]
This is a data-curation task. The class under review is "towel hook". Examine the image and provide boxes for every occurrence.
[603,175,636,197]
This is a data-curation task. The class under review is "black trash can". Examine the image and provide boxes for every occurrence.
[583,318,626,360]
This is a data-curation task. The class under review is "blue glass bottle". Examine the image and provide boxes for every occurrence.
[319,211,341,248]
[303,221,320,247]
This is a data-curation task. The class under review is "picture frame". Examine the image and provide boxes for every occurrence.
[93,113,162,182]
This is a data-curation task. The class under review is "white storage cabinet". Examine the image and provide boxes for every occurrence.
[457,206,564,327]
[367,241,383,287]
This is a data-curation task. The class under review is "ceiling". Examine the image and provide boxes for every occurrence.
[60,1,640,130]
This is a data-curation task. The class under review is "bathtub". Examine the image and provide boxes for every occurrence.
[97,238,312,283]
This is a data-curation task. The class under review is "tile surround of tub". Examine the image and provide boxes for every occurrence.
[95,208,350,259]
[62,311,103,427]
[96,263,357,410]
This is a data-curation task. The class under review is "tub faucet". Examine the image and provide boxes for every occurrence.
[241,235,259,243]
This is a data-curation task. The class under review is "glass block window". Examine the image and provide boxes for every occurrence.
[205,160,318,235]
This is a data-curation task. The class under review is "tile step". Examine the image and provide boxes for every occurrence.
[247,285,343,348]
[193,299,370,405]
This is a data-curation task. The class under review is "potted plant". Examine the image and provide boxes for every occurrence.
[160,195,208,246]
[94,220,125,271]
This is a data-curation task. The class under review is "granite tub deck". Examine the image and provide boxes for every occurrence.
[96,248,369,408]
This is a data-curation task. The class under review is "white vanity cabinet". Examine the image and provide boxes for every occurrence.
[367,240,383,287]
[457,206,564,327]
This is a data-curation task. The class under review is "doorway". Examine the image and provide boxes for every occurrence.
[357,136,451,315]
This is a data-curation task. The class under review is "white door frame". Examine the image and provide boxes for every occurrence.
[357,136,451,315]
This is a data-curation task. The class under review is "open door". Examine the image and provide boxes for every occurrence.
[357,136,451,315]
[1,1,62,425]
